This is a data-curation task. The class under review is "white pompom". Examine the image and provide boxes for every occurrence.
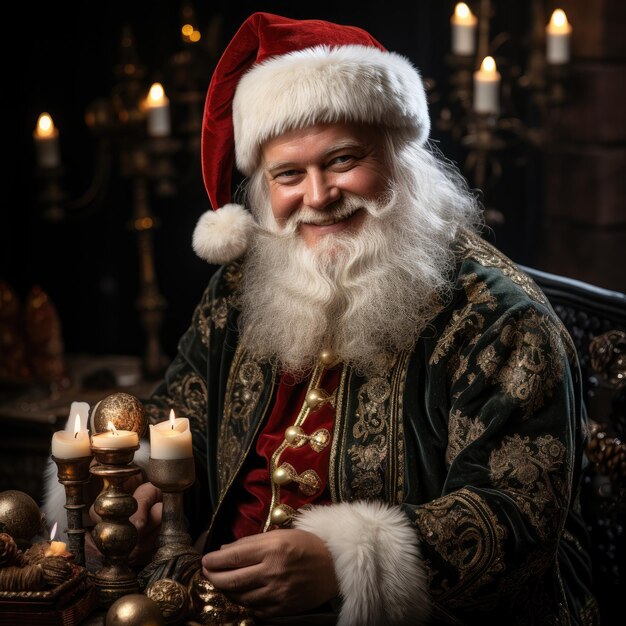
[192,203,255,265]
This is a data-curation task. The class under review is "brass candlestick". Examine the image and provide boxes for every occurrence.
[148,457,195,561]
[89,445,141,608]
[51,455,92,566]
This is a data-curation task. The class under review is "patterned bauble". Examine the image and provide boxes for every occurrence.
[145,578,189,625]
[91,392,148,437]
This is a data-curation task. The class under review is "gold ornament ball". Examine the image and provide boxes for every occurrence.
[91,392,148,437]
[145,578,189,624]
[105,594,165,626]
[0,490,44,541]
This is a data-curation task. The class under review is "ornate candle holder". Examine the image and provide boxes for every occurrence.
[51,455,92,566]
[89,445,141,608]
[148,457,195,561]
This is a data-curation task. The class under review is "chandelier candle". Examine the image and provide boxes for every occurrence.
[546,9,572,65]
[473,56,501,115]
[451,3,477,56]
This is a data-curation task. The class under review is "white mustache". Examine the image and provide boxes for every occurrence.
[295,204,361,226]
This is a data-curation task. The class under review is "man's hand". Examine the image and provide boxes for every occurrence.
[201,529,338,620]
[128,482,162,566]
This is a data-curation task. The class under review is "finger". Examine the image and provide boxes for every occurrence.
[202,544,262,571]
[149,502,163,530]
[204,562,266,593]
[129,483,161,534]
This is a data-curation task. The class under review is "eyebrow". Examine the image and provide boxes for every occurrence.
[264,140,370,174]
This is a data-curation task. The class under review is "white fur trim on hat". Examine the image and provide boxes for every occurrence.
[192,203,255,265]
[233,44,430,175]
[294,500,430,626]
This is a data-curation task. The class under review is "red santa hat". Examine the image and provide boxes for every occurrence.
[193,12,431,265]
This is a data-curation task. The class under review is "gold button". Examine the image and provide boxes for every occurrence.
[272,465,292,485]
[319,349,337,367]
[285,425,304,445]
[270,505,293,526]
[306,388,330,410]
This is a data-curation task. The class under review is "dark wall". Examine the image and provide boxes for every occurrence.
[8,0,618,366]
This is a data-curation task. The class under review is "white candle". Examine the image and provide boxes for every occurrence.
[546,9,572,65]
[146,82,171,137]
[473,56,501,114]
[451,3,477,56]
[91,420,139,449]
[33,113,61,169]
[45,521,71,557]
[149,409,193,460]
[52,413,91,459]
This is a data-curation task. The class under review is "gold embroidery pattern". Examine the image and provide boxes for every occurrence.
[446,410,487,467]
[489,433,566,541]
[457,231,548,305]
[210,297,230,331]
[192,290,214,347]
[430,273,497,368]
[218,348,265,494]
[344,351,409,503]
[224,261,243,294]
[415,488,507,606]
[495,312,565,418]
[349,372,392,499]
[147,371,208,436]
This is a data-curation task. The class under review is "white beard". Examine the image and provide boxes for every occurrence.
[238,184,457,378]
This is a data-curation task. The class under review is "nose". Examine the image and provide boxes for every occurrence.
[303,169,340,210]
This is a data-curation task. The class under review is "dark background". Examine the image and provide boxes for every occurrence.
[6,0,626,367]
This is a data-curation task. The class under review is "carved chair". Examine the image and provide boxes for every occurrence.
[520,265,626,623]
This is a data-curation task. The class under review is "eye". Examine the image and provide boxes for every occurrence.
[272,168,303,182]
[328,154,358,169]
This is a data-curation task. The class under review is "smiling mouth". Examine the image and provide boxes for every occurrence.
[300,207,361,227]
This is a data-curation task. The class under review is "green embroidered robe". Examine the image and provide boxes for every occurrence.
[144,231,598,624]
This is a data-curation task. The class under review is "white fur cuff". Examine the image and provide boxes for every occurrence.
[192,203,255,265]
[294,501,430,625]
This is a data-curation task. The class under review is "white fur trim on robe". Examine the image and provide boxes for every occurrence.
[294,500,430,625]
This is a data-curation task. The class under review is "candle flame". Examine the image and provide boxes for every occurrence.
[73,414,81,438]
[36,113,56,138]
[50,521,57,541]
[148,82,166,103]
[550,9,568,29]
[454,3,471,20]
[107,420,118,435]
[481,56,497,73]
[169,408,176,430]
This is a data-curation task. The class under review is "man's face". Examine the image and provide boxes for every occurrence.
[261,122,390,249]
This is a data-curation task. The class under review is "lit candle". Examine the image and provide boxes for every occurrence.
[33,113,61,169]
[146,82,171,137]
[450,3,477,56]
[91,420,139,449]
[45,522,71,557]
[546,9,572,65]
[149,409,193,460]
[473,56,501,114]
[52,413,91,459]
